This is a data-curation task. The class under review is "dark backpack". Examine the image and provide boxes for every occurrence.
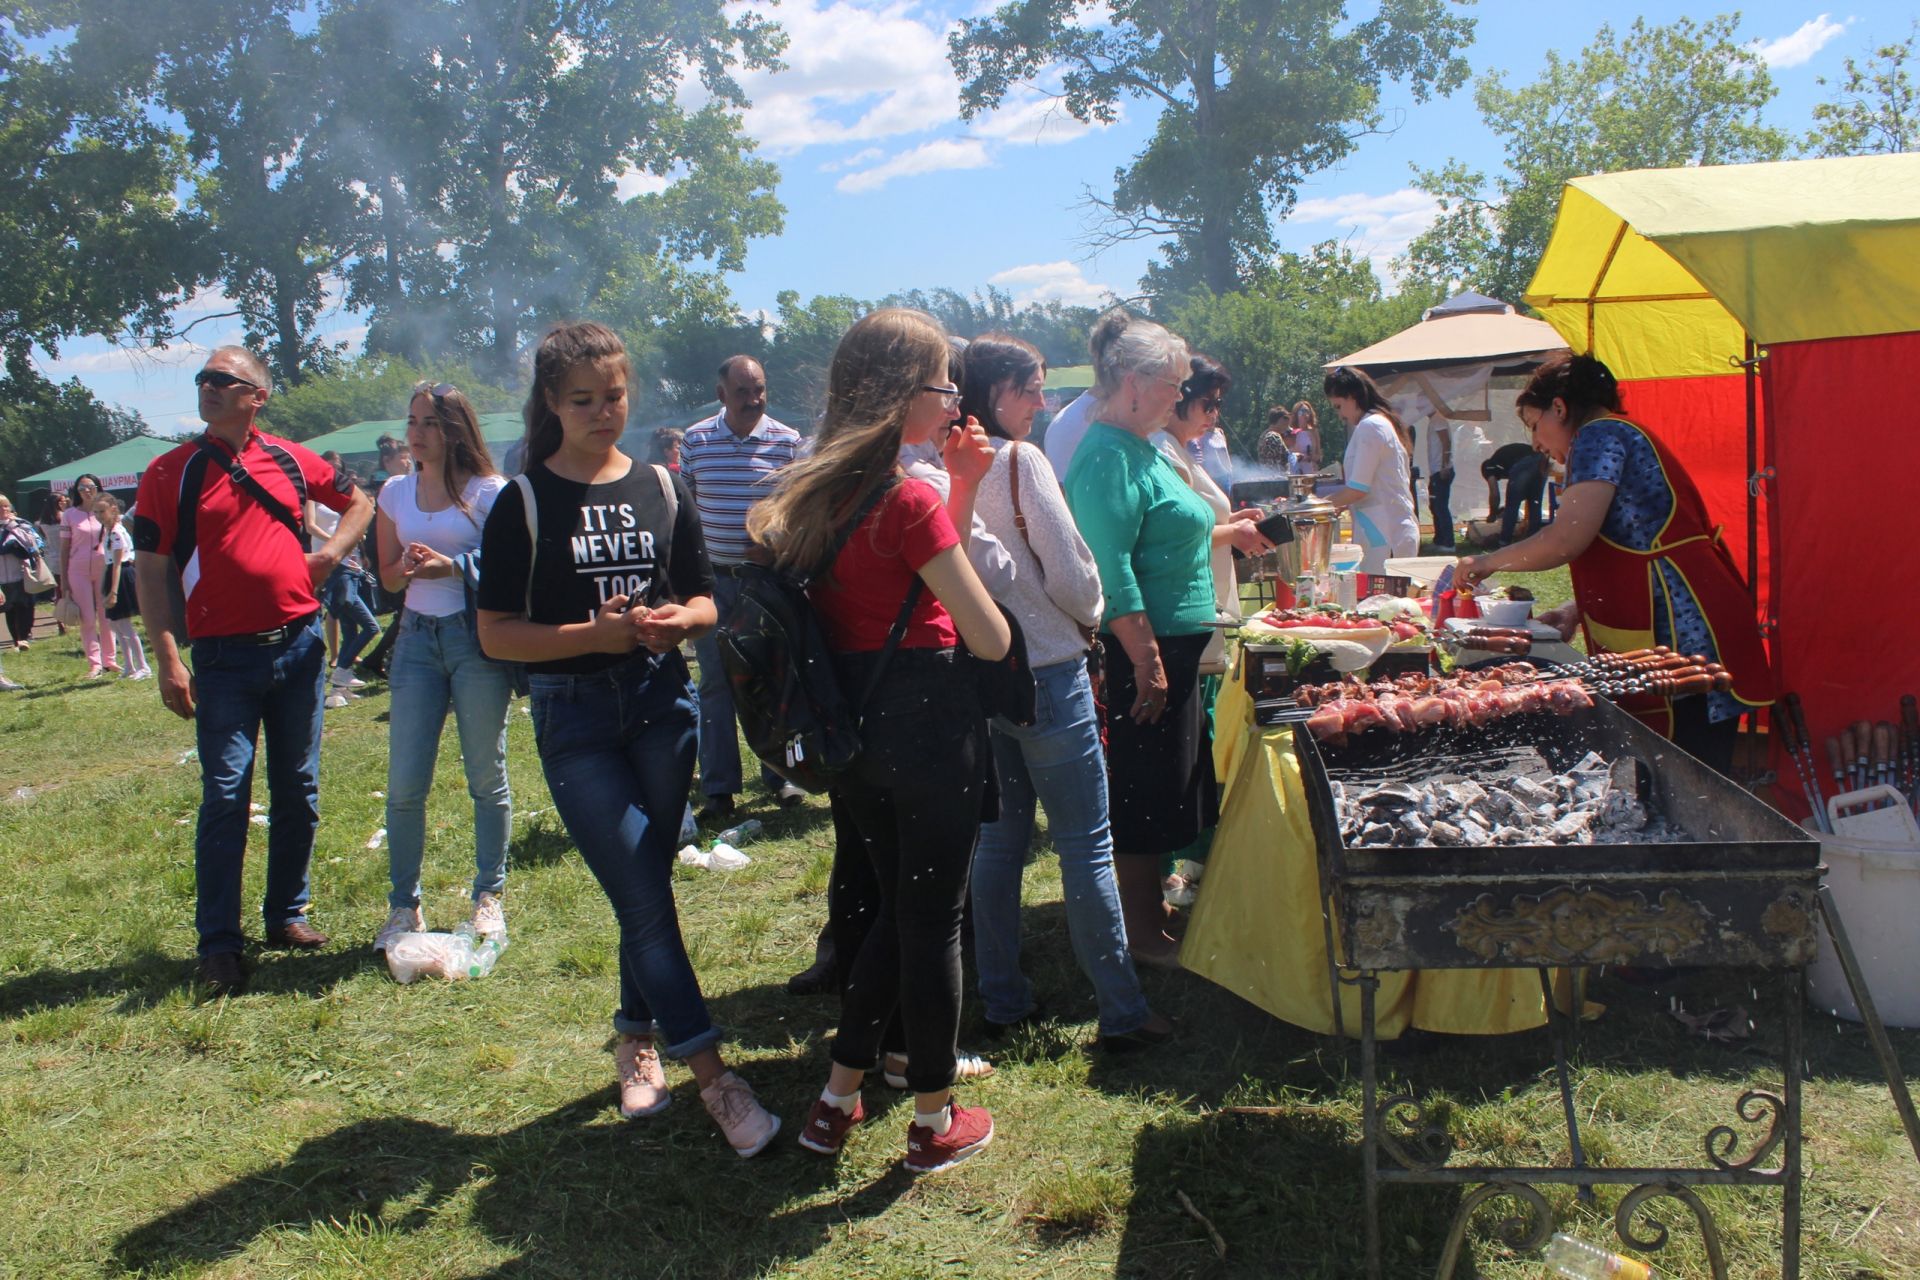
[717,481,921,792]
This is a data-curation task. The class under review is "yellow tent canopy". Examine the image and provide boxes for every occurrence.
[1524,153,1920,380]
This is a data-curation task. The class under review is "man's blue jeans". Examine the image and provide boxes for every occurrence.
[385,611,512,912]
[528,651,721,1059]
[191,614,327,957]
[689,571,782,798]
[322,566,378,673]
[970,657,1152,1037]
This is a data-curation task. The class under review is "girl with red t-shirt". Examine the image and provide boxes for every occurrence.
[749,308,1011,1173]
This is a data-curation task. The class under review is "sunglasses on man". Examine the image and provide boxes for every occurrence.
[194,370,257,390]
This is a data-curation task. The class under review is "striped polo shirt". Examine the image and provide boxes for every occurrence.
[679,411,802,563]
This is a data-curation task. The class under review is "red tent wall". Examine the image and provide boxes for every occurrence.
[1764,329,1920,816]
[1616,372,1771,622]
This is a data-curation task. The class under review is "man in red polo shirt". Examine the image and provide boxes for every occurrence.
[135,346,374,995]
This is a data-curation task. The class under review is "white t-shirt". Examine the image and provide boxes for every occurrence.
[1042,391,1099,481]
[378,472,507,616]
[1425,416,1453,474]
[1344,413,1420,573]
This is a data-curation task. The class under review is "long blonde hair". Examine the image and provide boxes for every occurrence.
[748,307,950,574]
[412,382,498,517]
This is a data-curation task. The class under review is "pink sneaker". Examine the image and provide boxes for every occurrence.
[615,1034,670,1118]
[797,1095,867,1156]
[904,1102,994,1174]
[699,1071,779,1158]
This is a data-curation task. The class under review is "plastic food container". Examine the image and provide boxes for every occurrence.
[1476,598,1534,628]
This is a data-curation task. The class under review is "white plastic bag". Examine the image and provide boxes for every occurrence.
[385,931,470,984]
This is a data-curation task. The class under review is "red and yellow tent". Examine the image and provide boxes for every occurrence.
[1525,153,1920,813]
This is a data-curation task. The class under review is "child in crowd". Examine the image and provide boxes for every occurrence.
[474,321,778,1158]
[94,496,150,680]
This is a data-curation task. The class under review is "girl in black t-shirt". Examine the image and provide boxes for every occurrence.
[475,322,778,1159]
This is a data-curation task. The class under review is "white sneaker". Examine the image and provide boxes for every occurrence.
[127,668,152,681]
[324,690,354,709]
[374,906,424,953]
[344,675,367,688]
[470,892,506,939]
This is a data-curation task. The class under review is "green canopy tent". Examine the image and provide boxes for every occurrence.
[300,413,528,462]
[16,433,189,500]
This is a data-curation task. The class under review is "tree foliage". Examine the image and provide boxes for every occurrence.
[54,0,786,387]
[255,355,518,444]
[1165,242,1439,461]
[1398,15,1790,304]
[949,0,1473,298]
[1805,23,1918,157]
[0,3,201,377]
[0,369,146,495]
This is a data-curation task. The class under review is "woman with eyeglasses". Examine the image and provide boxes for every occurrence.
[960,332,1174,1051]
[1320,367,1419,574]
[1453,355,1774,773]
[371,383,514,955]
[750,308,1011,1171]
[1061,310,1223,967]
[61,473,118,676]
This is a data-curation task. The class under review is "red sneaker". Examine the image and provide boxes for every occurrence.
[903,1102,994,1174]
[796,1095,866,1155]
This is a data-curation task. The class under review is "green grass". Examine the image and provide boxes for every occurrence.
[3,628,1919,1278]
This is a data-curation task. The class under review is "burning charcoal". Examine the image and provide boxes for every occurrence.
[1552,810,1594,840]
[1572,751,1609,774]
[1362,822,1394,845]
[1574,774,1611,804]
[1358,784,1423,808]
[1459,818,1493,846]
[1535,803,1557,822]
[1601,791,1646,829]
[1609,758,1639,796]
[1445,781,1488,811]
[1494,825,1533,845]
[1507,776,1555,807]
[1390,826,1418,847]
[1399,811,1431,839]
[1549,774,1580,801]
[1429,821,1465,846]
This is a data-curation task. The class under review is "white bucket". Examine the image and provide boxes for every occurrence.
[1807,821,1920,1028]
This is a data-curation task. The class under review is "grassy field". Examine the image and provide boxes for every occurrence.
[3,609,1918,1279]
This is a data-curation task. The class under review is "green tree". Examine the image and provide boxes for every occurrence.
[255,355,517,443]
[757,291,872,424]
[1166,242,1437,460]
[0,4,202,377]
[72,0,370,388]
[0,370,146,495]
[949,0,1473,298]
[1399,15,1790,303]
[1805,23,1917,157]
[881,286,1100,368]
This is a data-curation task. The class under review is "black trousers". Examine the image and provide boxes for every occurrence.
[1670,694,1741,777]
[827,648,986,1094]
[1,582,33,643]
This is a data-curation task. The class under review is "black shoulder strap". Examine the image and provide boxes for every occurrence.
[171,448,216,571]
[193,436,306,545]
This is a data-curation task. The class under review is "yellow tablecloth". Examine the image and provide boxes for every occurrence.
[1181,657,1571,1038]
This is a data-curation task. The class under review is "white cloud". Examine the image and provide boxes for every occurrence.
[734,0,962,153]
[836,137,992,192]
[1750,14,1852,68]
[987,260,1117,307]
[615,168,675,200]
[1286,187,1443,271]
[818,146,885,173]
[972,90,1114,146]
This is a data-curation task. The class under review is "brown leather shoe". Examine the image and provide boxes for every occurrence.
[265,919,330,950]
[198,951,247,996]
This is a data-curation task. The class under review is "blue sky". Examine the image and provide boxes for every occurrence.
[30,0,1910,433]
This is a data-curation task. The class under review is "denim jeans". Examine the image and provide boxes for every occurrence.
[385,611,513,912]
[191,614,326,957]
[322,566,379,673]
[971,657,1150,1036]
[529,650,720,1059]
[689,571,782,798]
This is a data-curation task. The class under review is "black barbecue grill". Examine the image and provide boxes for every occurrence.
[1278,693,1829,1279]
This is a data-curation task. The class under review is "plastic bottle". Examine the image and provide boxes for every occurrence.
[716,818,763,847]
[1543,1233,1659,1279]
[466,932,506,979]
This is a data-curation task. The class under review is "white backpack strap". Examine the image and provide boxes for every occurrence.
[513,473,538,617]
[651,463,677,526]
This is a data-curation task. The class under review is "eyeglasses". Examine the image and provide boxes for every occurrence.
[919,384,961,409]
[194,369,257,391]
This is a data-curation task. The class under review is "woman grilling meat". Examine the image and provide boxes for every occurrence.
[1453,354,1774,774]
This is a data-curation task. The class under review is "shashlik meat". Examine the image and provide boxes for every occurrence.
[1301,677,1593,743]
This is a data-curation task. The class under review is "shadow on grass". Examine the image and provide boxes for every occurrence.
[0,948,188,1019]
[112,1089,916,1277]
